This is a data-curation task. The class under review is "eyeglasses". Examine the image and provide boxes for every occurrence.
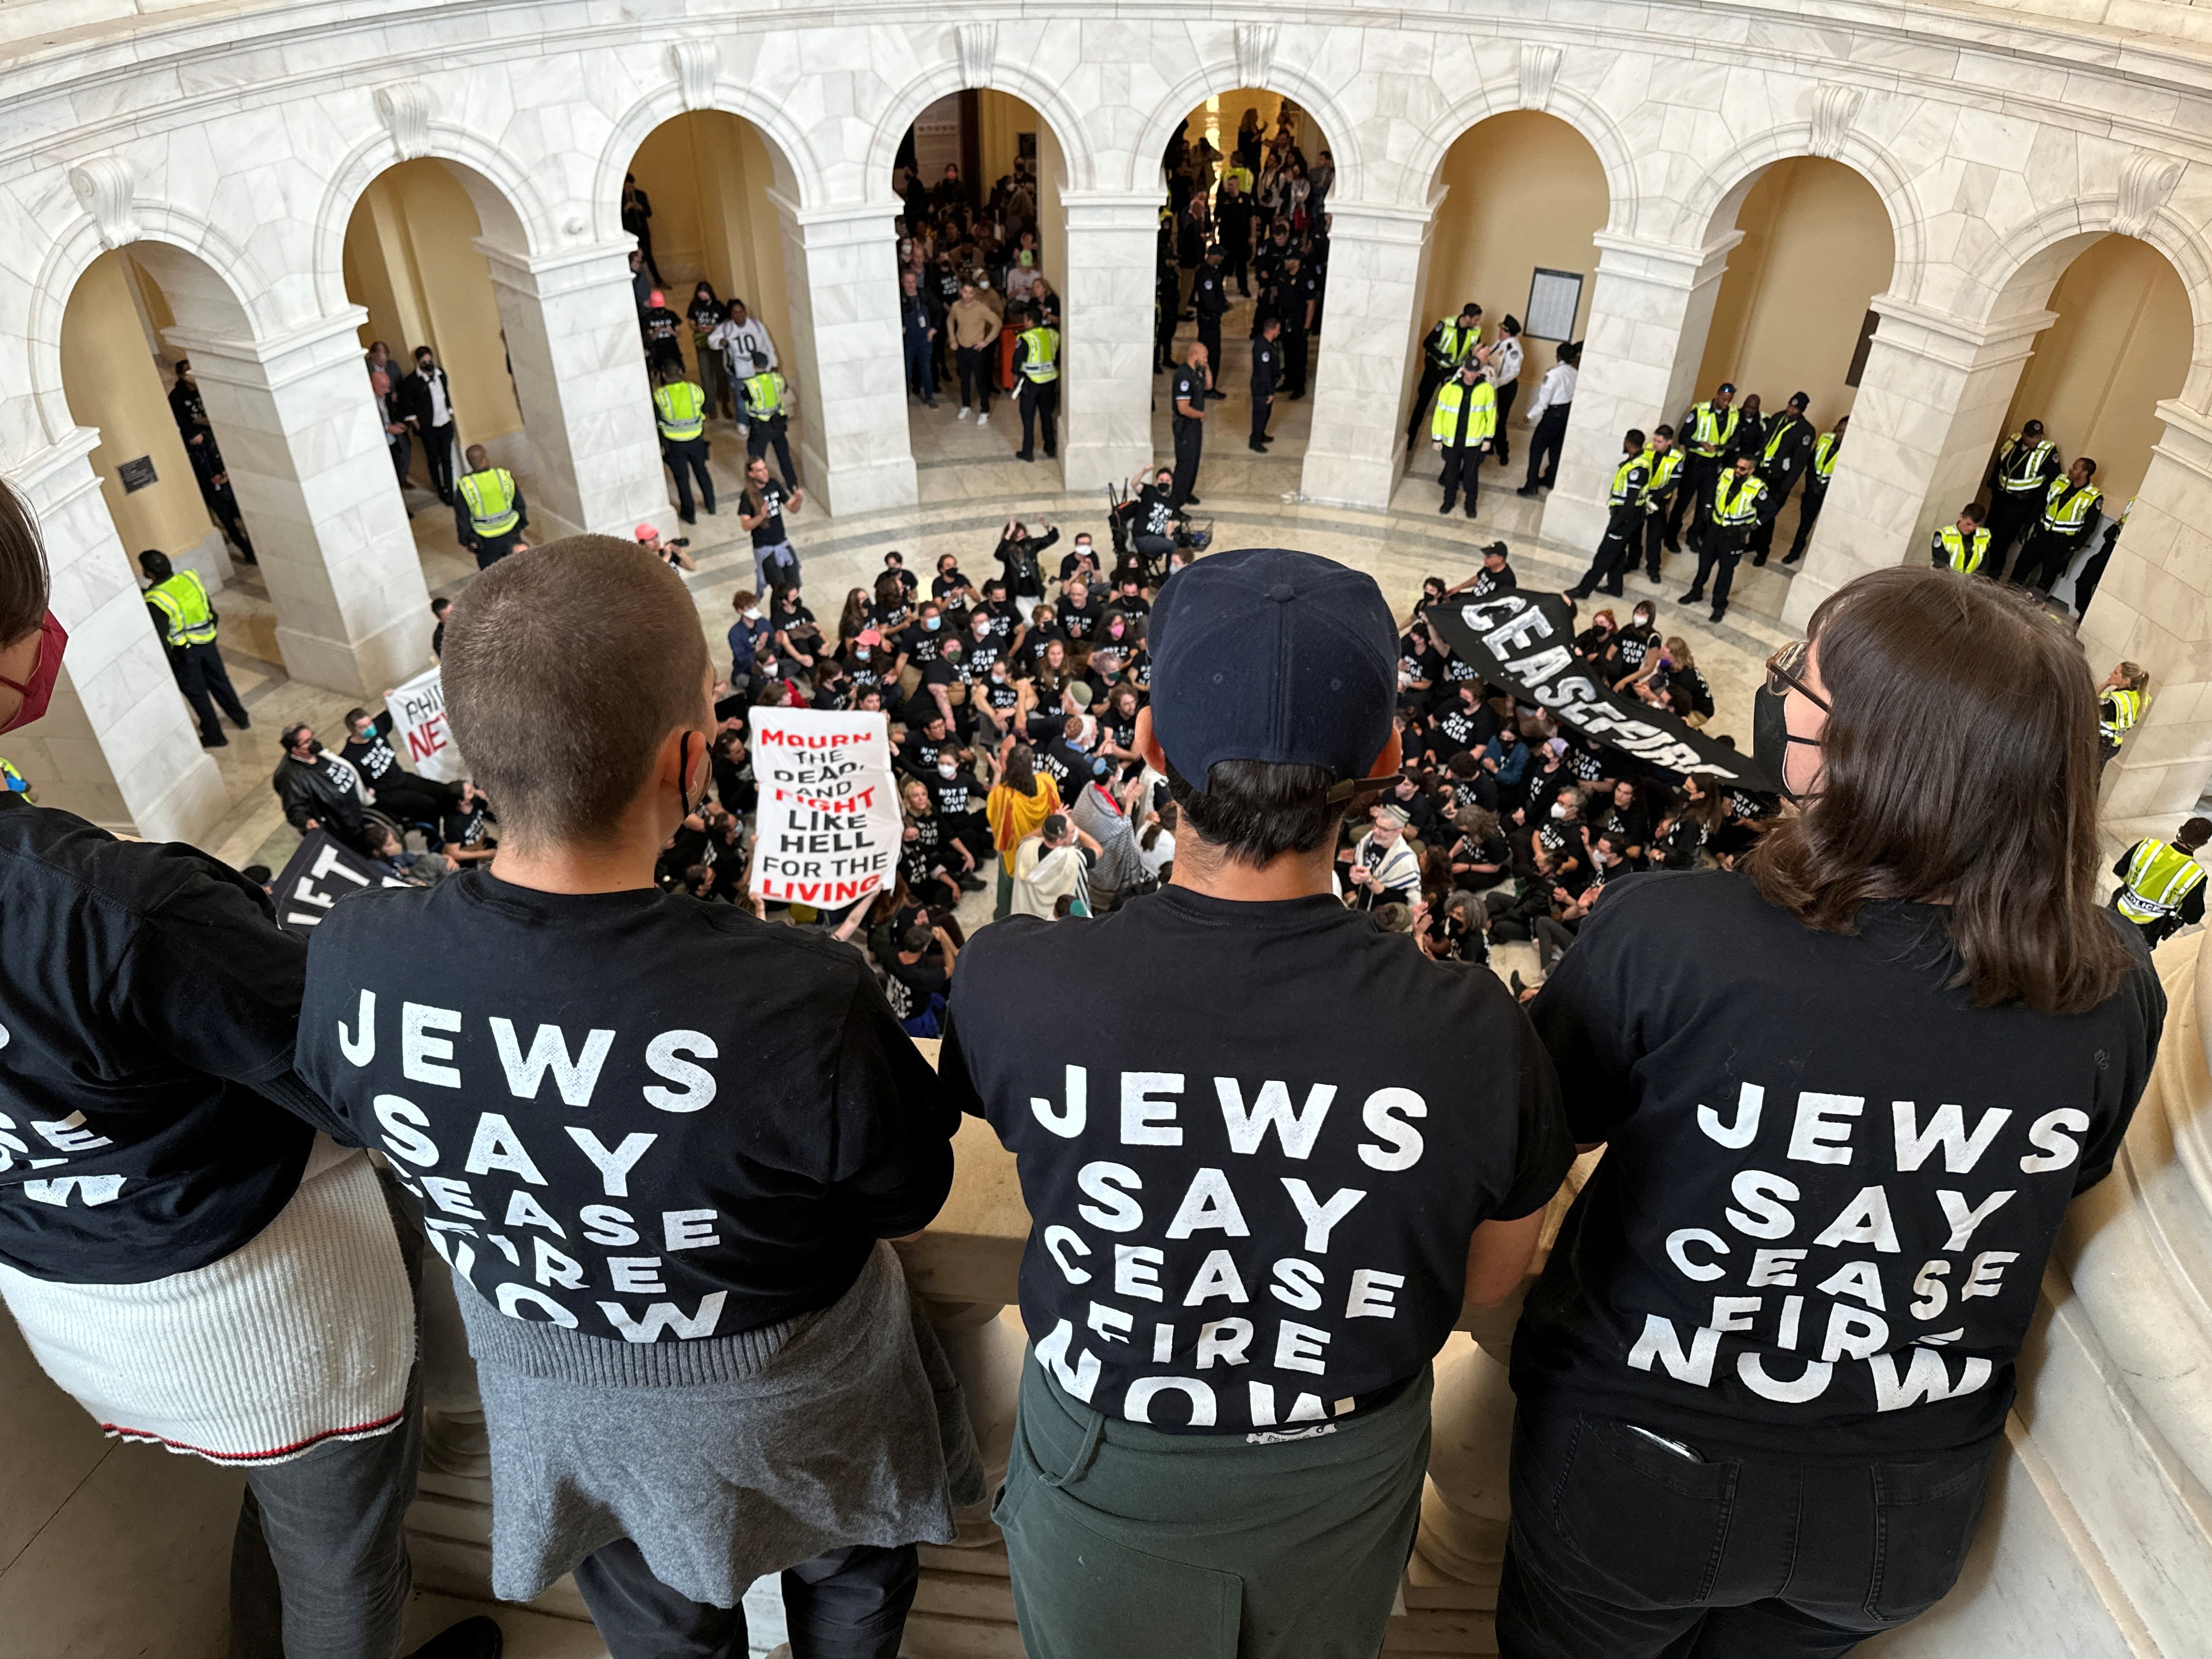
[1765,640,1830,710]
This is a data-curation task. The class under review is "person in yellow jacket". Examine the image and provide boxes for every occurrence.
[138,548,250,747]
[652,365,715,524]
[1431,362,1497,519]
[453,443,530,569]
[2111,816,2210,945]
[2098,659,2150,769]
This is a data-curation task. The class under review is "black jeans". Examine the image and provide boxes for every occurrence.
[1440,445,1484,515]
[1691,529,1751,610]
[574,1536,918,1659]
[418,422,456,500]
[1171,415,1203,505]
[1522,405,1570,490]
[1572,510,1640,596]
[1018,381,1059,458]
[746,417,798,492]
[663,437,715,520]
[1498,1409,1996,1659]
[1493,377,1520,464]
[956,345,993,413]
[172,640,250,742]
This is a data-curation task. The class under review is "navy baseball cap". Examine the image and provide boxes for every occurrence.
[1149,548,1397,789]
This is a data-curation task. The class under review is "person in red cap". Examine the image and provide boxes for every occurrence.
[634,521,696,572]
[940,546,1573,1659]
[640,289,685,375]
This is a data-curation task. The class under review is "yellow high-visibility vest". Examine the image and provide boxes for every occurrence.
[1760,415,1804,464]
[146,570,218,647]
[1712,473,1767,527]
[653,381,707,442]
[1430,320,1479,369]
[1431,379,1497,447]
[1935,526,1990,573]
[1608,454,1651,509]
[1018,326,1060,383]
[2100,685,2146,744]
[1645,448,1684,494]
[1997,435,2056,495]
[2041,478,2103,535]
[742,371,786,420]
[2116,837,2204,923]
[456,467,520,537]
[1812,431,1842,482]
[1688,402,1740,458]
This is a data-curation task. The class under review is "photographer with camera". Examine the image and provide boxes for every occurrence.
[634,520,696,572]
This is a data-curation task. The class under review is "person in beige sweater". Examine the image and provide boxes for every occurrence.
[947,279,1004,425]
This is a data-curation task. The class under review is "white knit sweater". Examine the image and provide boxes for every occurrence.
[0,1139,415,1464]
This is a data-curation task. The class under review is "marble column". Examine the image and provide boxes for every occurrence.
[477,239,665,541]
[1541,231,1739,557]
[1301,200,1434,511]
[1,431,227,842]
[2077,400,2212,825]
[768,192,918,518]
[163,309,433,696]
[1059,191,1160,493]
[1782,295,2051,632]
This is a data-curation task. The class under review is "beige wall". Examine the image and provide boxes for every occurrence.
[1181,87,1324,172]
[60,250,217,567]
[1420,110,1609,405]
[627,112,794,386]
[2000,234,2191,507]
[341,159,523,445]
[1696,157,1894,433]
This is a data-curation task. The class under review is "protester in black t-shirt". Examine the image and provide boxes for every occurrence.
[1500,568,2164,1658]
[296,535,969,1659]
[341,704,463,836]
[941,547,1571,1658]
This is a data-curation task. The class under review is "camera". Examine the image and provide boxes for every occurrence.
[667,536,691,550]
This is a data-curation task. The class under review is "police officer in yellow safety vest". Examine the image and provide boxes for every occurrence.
[2098,659,2151,769]
[1931,504,1992,574]
[652,366,715,526]
[1569,427,1652,599]
[1785,414,1847,565]
[453,442,530,570]
[2014,456,2103,602]
[1406,303,1483,449]
[2111,817,2211,944]
[1431,362,1497,519]
[138,548,250,748]
[1683,453,1768,624]
[1984,418,2059,578]
[1748,391,1815,566]
[1013,307,1060,465]
[740,349,798,494]
[1666,381,1740,554]
[1634,427,1684,583]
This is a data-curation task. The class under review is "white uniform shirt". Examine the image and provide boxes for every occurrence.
[1487,335,1525,390]
[1527,362,1578,423]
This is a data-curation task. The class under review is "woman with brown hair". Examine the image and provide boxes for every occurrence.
[985,737,1062,919]
[1500,566,2164,1658]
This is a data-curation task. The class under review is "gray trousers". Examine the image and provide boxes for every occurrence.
[228,1174,425,1659]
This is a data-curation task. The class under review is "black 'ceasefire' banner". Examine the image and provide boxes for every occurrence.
[1427,590,1784,793]
[272,830,410,936]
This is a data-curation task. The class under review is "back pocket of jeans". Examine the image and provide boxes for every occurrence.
[1865,1446,1994,1621]
[1549,1417,1740,1607]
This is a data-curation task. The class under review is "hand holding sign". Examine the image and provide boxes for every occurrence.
[747,707,902,907]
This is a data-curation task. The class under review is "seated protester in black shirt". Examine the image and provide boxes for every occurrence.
[1121,636,1153,694]
[924,751,989,866]
[1018,640,1078,741]
[1097,684,1144,769]
[1573,607,1618,662]
[938,548,1572,1658]
[0,487,494,1659]
[440,780,498,864]
[1056,579,1102,655]
[962,608,1006,679]
[842,627,890,700]
[1434,631,1484,695]
[1129,468,1179,564]
[1058,533,1104,589]
[882,923,957,1039]
[1468,540,1517,597]
[907,635,974,737]
[1108,573,1151,619]
[1483,834,1585,946]
[296,536,972,1658]
[974,652,1024,743]
[1446,805,1513,891]
[1708,778,1781,867]
[899,775,974,907]
[1426,681,1496,765]
[1442,748,1500,815]
[1647,787,1709,871]
[711,727,755,815]
[898,709,966,780]
[930,552,977,605]
[1035,714,1102,798]
[881,548,919,600]
[1591,777,1654,865]
[977,578,1026,656]
[768,584,822,672]
[809,657,855,711]
[894,600,949,679]
[1017,606,1065,676]
[341,704,464,837]
[1503,570,2165,1658]
[1515,743,1575,828]
[1397,623,1443,712]
[868,570,912,635]
[994,518,1058,599]
[1610,601,1661,688]
[657,803,716,890]
[1384,770,1443,840]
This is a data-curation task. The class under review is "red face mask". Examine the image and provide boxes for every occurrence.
[0,612,67,734]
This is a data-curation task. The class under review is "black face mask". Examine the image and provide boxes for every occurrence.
[1752,684,1822,803]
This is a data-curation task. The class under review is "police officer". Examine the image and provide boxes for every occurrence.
[1250,317,1281,452]
[1514,341,1579,497]
[1639,426,1683,583]
[1747,391,1814,566]
[2015,456,2102,600]
[740,349,798,492]
[2099,659,2149,768]
[1931,504,1992,574]
[1154,237,1181,375]
[1216,174,1256,296]
[1278,253,1318,399]
[2076,498,2131,620]
[1431,360,1496,519]
[1683,453,1767,623]
[1170,342,1209,509]
[1406,303,1483,450]
[139,548,250,747]
[1194,246,1229,397]
[652,365,715,524]
[1785,414,1847,564]
[1666,381,1739,551]
[1984,419,2059,579]
[449,442,527,571]
[1568,430,1652,599]
[2111,817,2210,944]
[1014,306,1062,463]
[1485,315,1525,467]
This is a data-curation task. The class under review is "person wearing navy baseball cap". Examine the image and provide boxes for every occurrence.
[940,547,1573,1659]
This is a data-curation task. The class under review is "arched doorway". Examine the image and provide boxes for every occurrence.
[893,89,1070,490]
[1155,90,1334,500]
[1395,110,1609,529]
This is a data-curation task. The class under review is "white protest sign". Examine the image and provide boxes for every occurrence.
[748,706,901,907]
[389,666,466,782]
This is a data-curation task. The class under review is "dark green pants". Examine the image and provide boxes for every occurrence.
[995,1354,1432,1658]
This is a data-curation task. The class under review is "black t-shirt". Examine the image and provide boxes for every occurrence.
[1251,339,1279,395]
[980,673,1022,714]
[1430,700,1492,758]
[1469,562,1517,597]
[1517,871,2164,1459]
[296,872,955,1339]
[0,798,329,1282]
[902,621,945,667]
[342,714,404,788]
[927,771,979,820]
[980,601,1023,646]
[1615,623,1658,674]
[1059,550,1104,585]
[884,953,951,1022]
[443,797,493,851]
[1170,366,1206,419]
[1057,597,1101,643]
[941,888,1573,1434]
[746,481,791,548]
[1138,487,1175,538]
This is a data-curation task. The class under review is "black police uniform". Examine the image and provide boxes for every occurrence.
[1280,266,1317,397]
[1194,262,1228,389]
[1250,336,1279,450]
[1169,363,1207,508]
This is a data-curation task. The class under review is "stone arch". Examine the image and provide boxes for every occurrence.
[1403,76,1636,234]
[867,51,1100,196]
[24,206,264,447]
[1127,55,1364,201]
[1678,119,1924,288]
[598,75,820,227]
[313,125,552,315]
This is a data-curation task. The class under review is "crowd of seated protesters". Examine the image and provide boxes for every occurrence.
[1370,577,1778,988]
